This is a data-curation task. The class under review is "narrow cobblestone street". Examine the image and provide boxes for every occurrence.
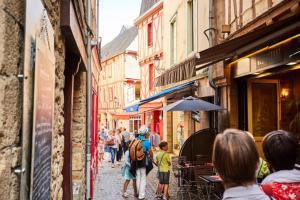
[93,154,178,200]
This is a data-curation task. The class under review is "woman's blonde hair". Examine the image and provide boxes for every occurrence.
[212,129,259,187]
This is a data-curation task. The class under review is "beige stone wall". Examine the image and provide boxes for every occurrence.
[72,72,87,200]
[0,0,24,199]
[42,1,66,199]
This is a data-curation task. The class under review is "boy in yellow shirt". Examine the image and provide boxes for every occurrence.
[156,141,171,200]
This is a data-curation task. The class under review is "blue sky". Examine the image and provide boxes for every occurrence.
[99,0,142,45]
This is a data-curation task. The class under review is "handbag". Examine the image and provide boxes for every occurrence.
[106,138,115,146]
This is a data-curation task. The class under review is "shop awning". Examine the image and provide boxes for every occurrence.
[125,81,196,112]
[111,112,139,120]
[125,103,139,112]
[163,96,223,112]
[197,14,300,66]
[140,81,196,105]
[155,56,198,87]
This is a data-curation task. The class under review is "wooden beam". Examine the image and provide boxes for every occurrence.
[239,0,243,27]
[233,0,238,30]
[228,0,231,24]
[252,0,256,19]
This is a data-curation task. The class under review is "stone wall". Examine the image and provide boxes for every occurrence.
[42,1,66,199]
[0,0,25,199]
[72,71,87,200]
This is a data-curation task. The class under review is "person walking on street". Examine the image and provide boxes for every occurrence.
[116,128,123,162]
[134,126,153,200]
[122,141,138,198]
[122,127,131,153]
[107,130,118,168]
[156,141,171,200]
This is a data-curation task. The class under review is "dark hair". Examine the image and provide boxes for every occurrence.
[263,130,299,171]
[213,129,259,187]
[159,141,168,149]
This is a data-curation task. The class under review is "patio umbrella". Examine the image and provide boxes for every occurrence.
[163,96,223,112]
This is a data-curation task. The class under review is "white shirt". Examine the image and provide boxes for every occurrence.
[262,167,300,184]
[223,185,271,200]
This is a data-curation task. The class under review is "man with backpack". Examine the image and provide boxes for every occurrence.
[129,125,153,200]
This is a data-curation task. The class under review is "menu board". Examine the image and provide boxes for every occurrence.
[30,8,55,200]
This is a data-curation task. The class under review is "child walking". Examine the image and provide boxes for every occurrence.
[156,141,171,200]
[122,141,138,198]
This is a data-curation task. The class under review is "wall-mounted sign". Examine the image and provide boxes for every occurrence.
[255,47,284,70]
[234,37,300,78]
[25,1,55,200]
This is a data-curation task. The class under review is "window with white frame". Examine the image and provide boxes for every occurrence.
[170,15,177,65]
[187,0,194,53]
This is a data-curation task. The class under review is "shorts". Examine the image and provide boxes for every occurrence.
[158,172,170,184]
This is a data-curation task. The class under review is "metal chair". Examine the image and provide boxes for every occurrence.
[195,155,210,165]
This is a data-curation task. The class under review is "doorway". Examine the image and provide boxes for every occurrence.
[247,79,280,154]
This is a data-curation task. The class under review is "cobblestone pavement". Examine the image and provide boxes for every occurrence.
[93,154,178,200]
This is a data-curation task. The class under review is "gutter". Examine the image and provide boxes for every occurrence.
[86,0,92,199]
[207,0,219,132]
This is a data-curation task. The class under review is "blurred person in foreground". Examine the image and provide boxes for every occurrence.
[213,129,270,200]
[261,130,300,200]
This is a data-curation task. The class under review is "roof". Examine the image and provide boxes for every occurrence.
[139,0,156,16]
[101,26,138,61]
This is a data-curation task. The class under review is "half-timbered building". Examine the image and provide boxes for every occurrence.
[99,26,141,131]
[134,0,164,138]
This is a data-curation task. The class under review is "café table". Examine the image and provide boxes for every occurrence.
[176,164,195,187]
[199,175,223,200]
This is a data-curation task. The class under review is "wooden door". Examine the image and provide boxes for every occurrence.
[247,79,280,156]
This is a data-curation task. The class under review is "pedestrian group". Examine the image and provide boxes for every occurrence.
[99,126,300,200]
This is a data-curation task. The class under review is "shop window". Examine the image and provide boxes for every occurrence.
[129,116,141,133]
[147,23,153,47]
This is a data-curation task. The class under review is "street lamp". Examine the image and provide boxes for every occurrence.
[153,55,164,72]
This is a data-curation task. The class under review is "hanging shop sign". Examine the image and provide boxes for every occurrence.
[25,1,55,199]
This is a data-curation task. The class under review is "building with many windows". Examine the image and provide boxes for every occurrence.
[99,26,141,131]
[133,0,164,138]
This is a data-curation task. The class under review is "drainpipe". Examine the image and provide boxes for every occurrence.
[86,0,92,199]
[207,0,219,132]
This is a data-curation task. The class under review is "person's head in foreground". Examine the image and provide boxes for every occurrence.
[213,129,259,188]
[159,141,168,151]
[263,130,298,172]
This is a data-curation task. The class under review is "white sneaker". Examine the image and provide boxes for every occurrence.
[112,164,115,168]
[122,192,128,198]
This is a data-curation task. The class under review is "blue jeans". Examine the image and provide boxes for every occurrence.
[109,147,117,164]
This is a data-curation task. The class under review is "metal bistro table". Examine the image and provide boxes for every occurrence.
[199,175,223,200]
[176,164,195,187]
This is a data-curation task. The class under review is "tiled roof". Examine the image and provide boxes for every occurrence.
[101,26,137,61]
[139,0,156,16]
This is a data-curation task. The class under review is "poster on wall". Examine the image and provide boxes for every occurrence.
[28,4,55,200]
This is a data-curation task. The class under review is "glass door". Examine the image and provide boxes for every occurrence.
[247,79,280,155]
